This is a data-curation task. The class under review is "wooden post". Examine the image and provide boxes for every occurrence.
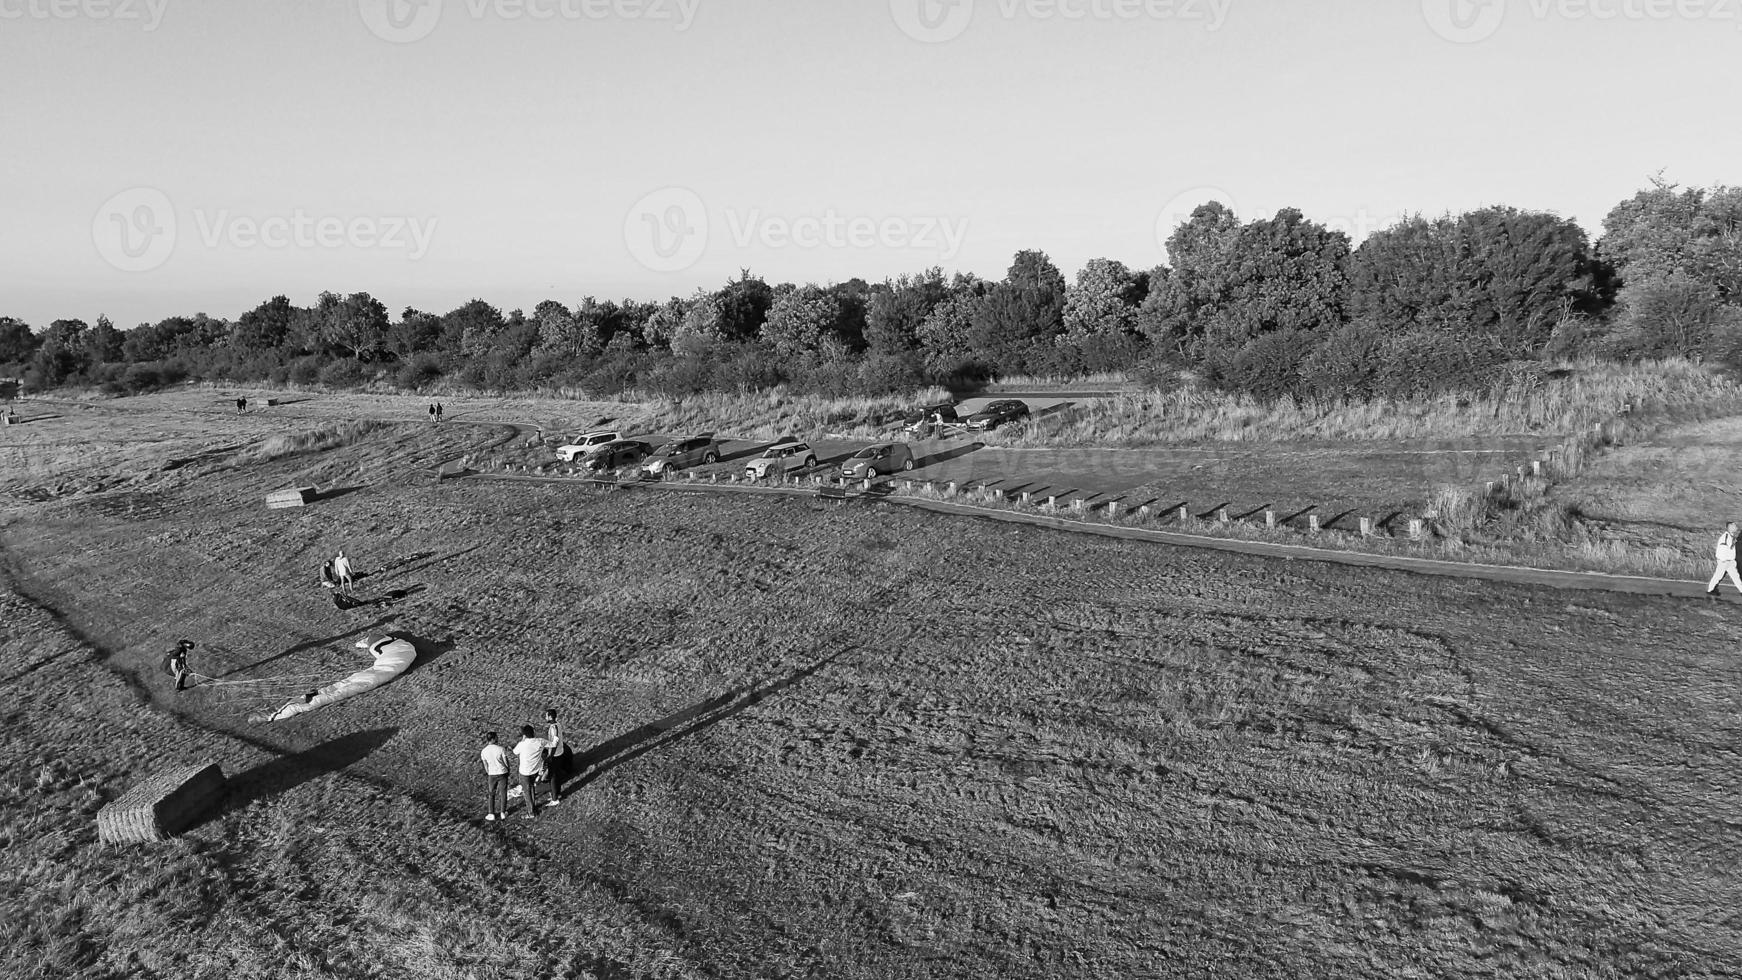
[1408,518,1424,541]
[1107,501,1122,518]
[1138,504,1151,520]
[1484,481,1496,495]
[947,482,960,496]
[1020,491,1032,506]
[1216,507,1230,524]
[1531,460,1543,477]
[1047,495,1060,511]
[1308,514,1321,534]
[1072,498,1086,513]
[1177,505,1189,523]
[1358,517,1374,537]
[1264,510,1277,529]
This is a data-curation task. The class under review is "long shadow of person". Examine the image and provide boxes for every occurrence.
[569,649,849,789]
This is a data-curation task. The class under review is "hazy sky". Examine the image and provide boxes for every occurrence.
[2,0,1737,329]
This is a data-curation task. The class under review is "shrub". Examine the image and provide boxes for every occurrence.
[317,359,366,387]
[394,353,445,390]
[287,356,323,386]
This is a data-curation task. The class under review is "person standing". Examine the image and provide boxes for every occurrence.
[167,640,194,692]
[480,731,511,822]
[332,549,354,594]
[428,404,436,423]
[543,708,570,805]
[435,402,444,423]
[1709,522,1742,596]
[512,725,555,818]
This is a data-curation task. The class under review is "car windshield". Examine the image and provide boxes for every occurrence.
[850,447,877,459]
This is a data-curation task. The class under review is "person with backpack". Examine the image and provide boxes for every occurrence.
[1709,522,1742,597]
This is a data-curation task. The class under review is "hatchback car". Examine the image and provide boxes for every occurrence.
[580,440,652,471]
[556,429,621,462]
[745,440,818,478]
[965,399,1031,431]
[642,434,723,475]
[840,443,915,479]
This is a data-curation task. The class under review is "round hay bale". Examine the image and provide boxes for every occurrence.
[96,762,227,844]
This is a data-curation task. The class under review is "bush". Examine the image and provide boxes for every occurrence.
[1297,320,1386,401]
[1203,330,1309,400]
[287,356,323,386]
[394,353,445,390]
[317,359,366,388]
[1371,329,1508,399]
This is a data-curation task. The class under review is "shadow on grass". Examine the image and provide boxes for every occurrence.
[315,485,366,503]
[397,633,458,678]
[570,649,850,788]
[222,615,399,677]
[217,727,401,813]
[913,441,985,471]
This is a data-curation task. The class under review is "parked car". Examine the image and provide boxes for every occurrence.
[965,399,1030,431]
[642,434,723,475]
[579,440,652,471]
[840,443,915,479]
[902,403,959,434]
[745,439,818,478]
[555,430,622,462]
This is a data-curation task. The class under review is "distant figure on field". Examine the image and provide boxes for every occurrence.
[1709,522,1742,597]
[435,402,444,423]
[428,404,436,423]
[319,559,337,590]
[235,397,247,413]
[480,731,511,822]
[332,549,354,594]
[166,640,194,692]
[513,725,556,817]
[543,708,569,805]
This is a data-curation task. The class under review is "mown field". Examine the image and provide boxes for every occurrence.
[4,414,1741,978]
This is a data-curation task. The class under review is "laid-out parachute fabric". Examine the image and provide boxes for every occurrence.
[255,636,416,723]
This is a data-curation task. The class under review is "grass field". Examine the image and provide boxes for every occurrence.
[4,416,1742,977]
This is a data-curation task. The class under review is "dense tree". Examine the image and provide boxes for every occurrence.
[1600,181,1742,357]
[714,270,775,342]
[387,308,444,359]
[915,277,990,375]
[967,250,1068,374]
[312,291,391,361]
[442,299,505,356]
[761,285,841,359]
[87,315,124,364]
[232,296,299,352]
[1138,201,1242,355]
[866,268,951,355]
[0,317,37,366]
[1062,258,1148,340]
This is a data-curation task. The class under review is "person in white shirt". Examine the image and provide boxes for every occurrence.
[331,550,354,594]
[480,732,511,822]
[1710,522,1742,597]
[512,725,555,818]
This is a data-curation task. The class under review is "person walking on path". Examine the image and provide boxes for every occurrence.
[332,549,355,595]
[435,402,444,423]
[543,708,570,805]
[1709,522,1742,596]
[428,404,436,423]
[480,731,511,822]
[512,725,556,818]
[167,640,194,692]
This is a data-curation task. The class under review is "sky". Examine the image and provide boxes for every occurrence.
[1,0,1738,329]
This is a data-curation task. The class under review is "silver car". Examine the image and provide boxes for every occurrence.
[643,434,723,475]
[840,443,915,479]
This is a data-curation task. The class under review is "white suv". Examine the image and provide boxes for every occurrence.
[555,430,621,462]
[745,439,818,478]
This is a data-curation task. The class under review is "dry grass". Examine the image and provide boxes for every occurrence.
[244,421,393,462]
[989,359,1740,447]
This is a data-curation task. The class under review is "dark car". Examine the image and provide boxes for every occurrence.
[902,402,959,434]
[581,440,652,471]
[965,399,1030,431]
[642,434,722,475]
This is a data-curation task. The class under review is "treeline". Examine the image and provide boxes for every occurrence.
[3,179,1738,402]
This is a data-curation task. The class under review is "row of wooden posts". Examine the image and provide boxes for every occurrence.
[464,456,1440,541]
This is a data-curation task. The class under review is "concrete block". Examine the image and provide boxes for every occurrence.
[265,486,317,509]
